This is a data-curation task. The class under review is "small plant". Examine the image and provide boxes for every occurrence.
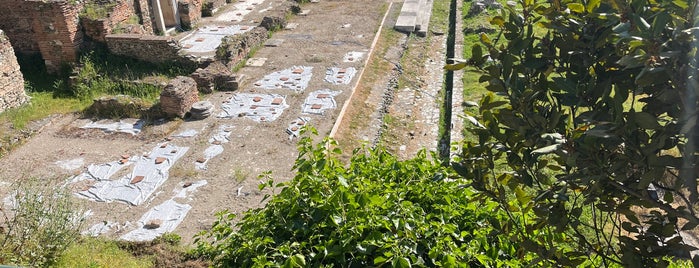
[0,178,86,267]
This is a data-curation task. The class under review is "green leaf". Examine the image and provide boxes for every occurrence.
[392,257,411,268]
[586,0,600,12]
[480,33,492,46]
[532,144,561,155]
[374,256,389,265]
[471,45,484,65]
[289,254,306,267]
[567,3,584,13]
[633,112,661,130]
[672,0,688,9]
[490,16,505,27]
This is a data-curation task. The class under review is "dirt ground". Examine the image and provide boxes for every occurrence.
[0,0,452,245]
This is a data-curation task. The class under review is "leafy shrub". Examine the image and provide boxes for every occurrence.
[194,130,528,267]
[0,179,86,266]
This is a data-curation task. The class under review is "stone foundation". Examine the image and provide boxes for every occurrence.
[160,76,199,118]
[190,61,242,93]
[0,29,29,113]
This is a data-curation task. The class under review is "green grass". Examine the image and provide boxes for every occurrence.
[0,92,84,129]
[54,238,153,268]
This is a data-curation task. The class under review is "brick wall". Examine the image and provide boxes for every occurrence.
[0,29,29,113]
[134,0,155,34]
[105,34,185,63]
[0,0,85,73]
[82,0,139,42]
[202,0,226,16]
[178,0,202,29]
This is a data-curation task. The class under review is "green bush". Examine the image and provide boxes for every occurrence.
[0,179,86,266]
[194,130,529,267]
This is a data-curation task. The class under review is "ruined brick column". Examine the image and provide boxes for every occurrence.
[160,76,199,118]
[0,29,29,113]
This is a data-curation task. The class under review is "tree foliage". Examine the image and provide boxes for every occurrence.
[450,0,699,265]
[194,130,533,267]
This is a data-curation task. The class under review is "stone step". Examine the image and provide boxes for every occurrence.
[395,0,420,33]
[416,0,434,37]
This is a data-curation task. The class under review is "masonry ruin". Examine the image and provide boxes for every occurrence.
[0,29,29,113]
[0,0,204,73]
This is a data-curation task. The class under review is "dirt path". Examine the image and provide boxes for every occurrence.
[0,0,389,244]
[0,0,457,246]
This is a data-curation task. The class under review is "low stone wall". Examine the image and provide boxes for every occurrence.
[105,34,183,63]
[0,29,29,113]
[190,61,242,93]
[82,0,140,42]
[218,27,269,69]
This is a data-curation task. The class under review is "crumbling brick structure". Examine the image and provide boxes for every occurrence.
[160,76,199,118]
[0,29,29,113]
[0,0,85,73]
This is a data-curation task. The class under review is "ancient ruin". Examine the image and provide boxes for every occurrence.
[160,76,199,118]
[0,29,28,113]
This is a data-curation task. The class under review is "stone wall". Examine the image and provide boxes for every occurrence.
[105,34,183,63]
[0,0,85,73]
[219,27,268,69]
[134,0,155,34]
[0,29,29,113]
[178,0,203,30]
[82,0,139,42]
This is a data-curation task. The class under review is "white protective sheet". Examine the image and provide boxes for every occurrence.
[120,199,192,242]
[253,66,313,92]
[196,125,234,170]
[343,51,365,62]
[215,0,267,22]
[76,143,189,206]
[324,67,357,85]
[218,93,289,122]
[286,117,311,140]
[302,90,341,115]
[81,119,145,135]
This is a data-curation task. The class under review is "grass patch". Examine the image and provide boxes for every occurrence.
[55,238,153,268]
[334,2,395,158]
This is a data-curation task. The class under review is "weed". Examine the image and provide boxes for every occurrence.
[0,178,86,267]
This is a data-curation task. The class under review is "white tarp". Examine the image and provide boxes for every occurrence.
[286,117,310,140]
[70,160,133,183]
[216,0,267,22]
[173,180,208,199]
[253,66,313,92]
[55,158,85,171]
[180,25,254,54]
[343,51,365,62]
[75,143,189,206]
[120,199,192,242]
[173,129,199,138]
[325,67,357,85]
[195,125,233,170]
[302,90,341,115]
[81,119,145,135]
[218,93,289,122]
